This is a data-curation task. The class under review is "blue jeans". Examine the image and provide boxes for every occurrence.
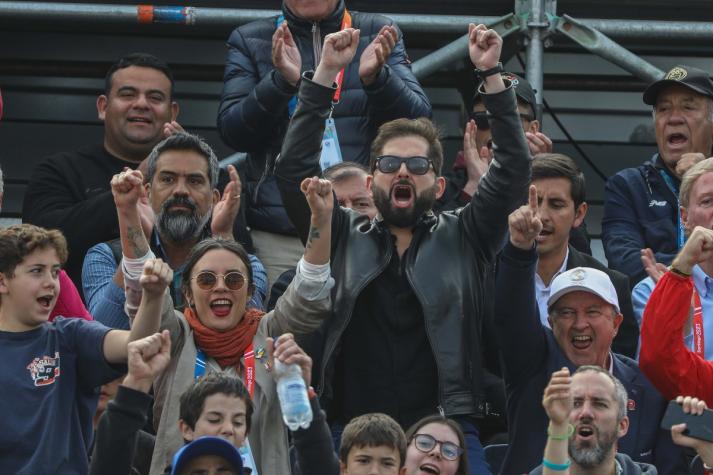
[331,418,491,475]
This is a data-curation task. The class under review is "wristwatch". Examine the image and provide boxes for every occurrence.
[474,62,503,81]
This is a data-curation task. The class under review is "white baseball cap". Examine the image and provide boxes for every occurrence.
[547,267,620,314]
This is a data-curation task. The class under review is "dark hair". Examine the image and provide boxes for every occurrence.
[323,161,369,183]
[179,372,254,434]
[405,415,469,475]
[104,52,174,98]
[531,153,586,208]
[145,132,220,188]
[369,118,443,176]
[339,413,407,467]
[181,238,255,303]
[0,224,67,277]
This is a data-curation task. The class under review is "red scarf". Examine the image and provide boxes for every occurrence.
[184,307,264,369]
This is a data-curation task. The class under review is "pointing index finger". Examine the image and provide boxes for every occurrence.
[528,184,538,212]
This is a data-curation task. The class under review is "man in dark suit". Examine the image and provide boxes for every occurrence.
[528,153,638,358]
[493,187,686,475]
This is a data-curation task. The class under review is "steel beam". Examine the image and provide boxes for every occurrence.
[3,2,713,42]
[412,14,521,80]
[555,15,665,83]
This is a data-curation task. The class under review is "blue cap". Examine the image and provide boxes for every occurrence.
[171,436,243,475]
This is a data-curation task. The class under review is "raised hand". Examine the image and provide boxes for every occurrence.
[325,28,361,71]
[122,330,171,393]
[111,168,145,211]
[266,333,313,388]
[640,248,668,283]
[301,176,334,224]
[509,184,543,250]
[272,22,302,86]
[211,164,240,239]
[359,25,397,86]
[462,119,491,196]
[670,396,713,465]
[675,152,706,179]
[163,121,185,138]
[542,367,572,425]
[468,23,502,71]
[672,226,713,275]
[140,258,173,297]
[526,131,553,156]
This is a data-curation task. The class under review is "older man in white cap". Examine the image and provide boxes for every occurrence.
[490,186,686,475]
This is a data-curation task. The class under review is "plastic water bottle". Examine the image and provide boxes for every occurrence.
[275,360,313,430]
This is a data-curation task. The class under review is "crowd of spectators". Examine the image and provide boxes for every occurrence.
[3,1,713,474]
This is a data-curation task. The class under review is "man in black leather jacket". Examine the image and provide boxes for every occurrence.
[217,0,431,286]
[275,25,529,475]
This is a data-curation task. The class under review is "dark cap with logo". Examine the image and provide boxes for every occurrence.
[471,72,537,116]
[643,65,713,105]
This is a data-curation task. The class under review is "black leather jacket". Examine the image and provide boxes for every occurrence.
[275,74,530,417]
[217,0,431,235]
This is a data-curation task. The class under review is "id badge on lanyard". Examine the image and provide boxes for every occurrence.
[278,11,351,172]
[659,170,686,250]
[194,346,259,475]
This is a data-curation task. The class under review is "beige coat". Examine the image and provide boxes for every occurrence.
[148,279,331,475]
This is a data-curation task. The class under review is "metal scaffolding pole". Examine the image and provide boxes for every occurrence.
[555,15,665,83]
[524,0,547,120]
[2,2,713,41]
[411,14,520,80]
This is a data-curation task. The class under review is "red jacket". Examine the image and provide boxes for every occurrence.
[640,270,713,404]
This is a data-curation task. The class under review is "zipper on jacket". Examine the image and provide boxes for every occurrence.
[312,21,321,67]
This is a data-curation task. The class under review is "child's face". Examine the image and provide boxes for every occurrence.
[341,445,405,475]
[180,393,248,449]
[0,247,60,331]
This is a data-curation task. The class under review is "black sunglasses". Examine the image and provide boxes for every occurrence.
[192,271,246,291]
[412,434,463,461]
[375,155,433,175]
[468,111,535,130]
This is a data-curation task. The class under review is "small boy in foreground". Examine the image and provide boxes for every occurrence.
[0,224,169,474]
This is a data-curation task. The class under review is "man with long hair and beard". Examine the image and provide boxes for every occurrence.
[83,133,267,329]
[275,24,529,474]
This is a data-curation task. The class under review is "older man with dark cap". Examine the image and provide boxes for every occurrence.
[493,188,686,474]
[603,65,713,285]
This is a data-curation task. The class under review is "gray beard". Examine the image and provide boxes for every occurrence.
[157,207,211,243]
[569,427,618,468]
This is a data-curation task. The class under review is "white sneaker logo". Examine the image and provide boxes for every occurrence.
[649,200,667,207]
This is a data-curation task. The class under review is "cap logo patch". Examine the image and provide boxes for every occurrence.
[503,73,519,86]
[570,269,586,282]
[665,67,688,81]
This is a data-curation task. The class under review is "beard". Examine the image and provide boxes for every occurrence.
[372,179,437,228]
[156,195,211,243]
[568,423,618,468]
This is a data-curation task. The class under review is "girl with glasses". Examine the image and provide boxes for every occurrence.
[126,177,335,475]
[405,415,470,475]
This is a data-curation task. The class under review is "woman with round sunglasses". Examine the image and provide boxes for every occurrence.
[405,415,469,475]
[129,177,335,475]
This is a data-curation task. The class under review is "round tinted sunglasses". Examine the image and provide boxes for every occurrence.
[412,434,463,461]
[375,155,433,175]
[192,271,246,291]
[469,111,535,130]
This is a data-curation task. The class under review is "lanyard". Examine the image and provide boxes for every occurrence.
[659,169,686,250]
[194,344,255,398]
[693,289,705,357]
[277,10,352,116]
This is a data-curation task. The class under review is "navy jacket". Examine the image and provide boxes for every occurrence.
[495,242,686,475]
[217,0,431,235]
[602,154,679,286]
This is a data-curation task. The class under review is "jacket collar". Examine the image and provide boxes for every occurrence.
[282,0,345,31]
